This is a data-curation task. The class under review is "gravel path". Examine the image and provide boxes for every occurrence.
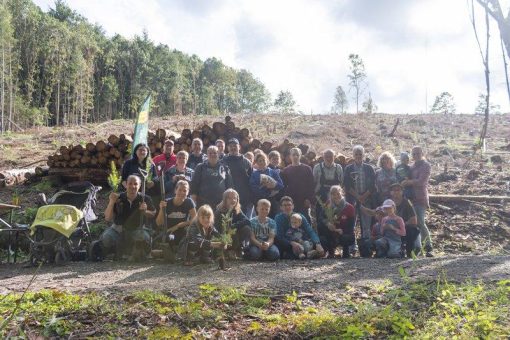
[1,255,509,297]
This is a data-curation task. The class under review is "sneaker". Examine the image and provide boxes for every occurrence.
[298,253,306,260]
[426,251,434,258]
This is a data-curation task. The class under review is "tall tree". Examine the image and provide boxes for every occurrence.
[347,54,367,114]
[362,92,377,114]
[333,85,348,114]
[273,90,296,114]
[430,92,456,115]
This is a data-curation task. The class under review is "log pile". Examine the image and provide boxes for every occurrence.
[44,116,352,184]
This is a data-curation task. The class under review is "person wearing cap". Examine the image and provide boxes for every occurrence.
[375,199,406,258]
[361,183,421,257]
[187,138,207,170]
[221,138,254,217]
[280,148,315,223]
[153,139,177,175]
[375,151,398,205]
[401,146,433,257]
[215,139,226,160]
[343,145,376,242]
[396,152,414,200]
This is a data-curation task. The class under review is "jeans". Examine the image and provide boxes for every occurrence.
[356,205,373,239]
[100,226,151,257]
[246,244,280,261]
[414,204,432,250]
[375,237,402,258]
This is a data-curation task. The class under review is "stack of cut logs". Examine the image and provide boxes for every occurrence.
[1,117,351,186]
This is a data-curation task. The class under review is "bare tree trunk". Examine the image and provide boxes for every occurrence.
[500,36,510,103]
[1,42,4,133]
[480,6,491,146]
[8,41,12,131]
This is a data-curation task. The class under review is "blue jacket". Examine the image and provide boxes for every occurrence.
[274,212,320,248]
[249,168,284,201]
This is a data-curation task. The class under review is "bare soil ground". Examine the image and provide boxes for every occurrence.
[1,256,509,297]
[0,113,509,295]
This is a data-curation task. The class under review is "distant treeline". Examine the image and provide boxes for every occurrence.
[0,0,272,131]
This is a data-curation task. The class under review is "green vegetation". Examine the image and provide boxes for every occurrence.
[0,0,272,133]
[1,278,508,338]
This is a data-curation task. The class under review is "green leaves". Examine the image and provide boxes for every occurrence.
[107,160,121,192]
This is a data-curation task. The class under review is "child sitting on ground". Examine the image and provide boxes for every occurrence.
[183,205,226,266]
[396,152,414,200]
[247,199,280,261]
[375,199,406,258]
[285,213,319,259]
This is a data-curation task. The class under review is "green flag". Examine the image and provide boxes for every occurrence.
[132,95,151,156]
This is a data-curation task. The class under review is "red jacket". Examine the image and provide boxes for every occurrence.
[153,153,177,175]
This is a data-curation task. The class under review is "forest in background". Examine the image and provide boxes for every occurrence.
[0,0,273,132]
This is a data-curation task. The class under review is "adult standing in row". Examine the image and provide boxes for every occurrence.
[313,149,343,218]
[249,153,284,218]
[153,139,177,175]
[343,145,376,240]
[222,138,254,216]
[375,151,397,205]
[280,148,315,222]
[187,138,207,170]
[191,146,233,208]
[402,146,433,257]
[121,143,156,190]
[164,151,194,198]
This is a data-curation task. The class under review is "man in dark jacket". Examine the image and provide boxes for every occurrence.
[222,138,254,216]
[191,145,233,208]
[343,145,376,240]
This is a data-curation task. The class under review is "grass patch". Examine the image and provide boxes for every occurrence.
[1,279,509,338]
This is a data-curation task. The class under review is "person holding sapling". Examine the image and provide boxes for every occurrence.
[317,185,356,258]
[274,196,323,259]
[246,199,280,261]
[91,175,156,261]
[156,180,196,260]
[120,143,157,190]
[249,153,284,218]
[375,199,406,258]
[163,151,194,198]
[214,189,251,257]
[285,213,321,259]
[183,205,226,266]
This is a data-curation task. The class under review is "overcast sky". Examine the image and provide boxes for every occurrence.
[34,0,510,113]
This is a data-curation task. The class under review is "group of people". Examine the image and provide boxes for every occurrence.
[89,136,433,266]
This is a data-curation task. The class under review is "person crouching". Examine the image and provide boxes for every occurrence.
[92,175,156,261]
[375,199,406,258]
[183,205,226,266]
